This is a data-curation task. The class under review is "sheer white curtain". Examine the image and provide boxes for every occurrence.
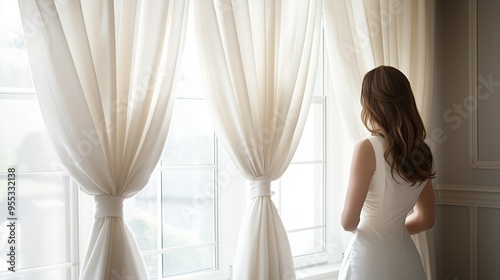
[193,0,321,279]
[19,0,189,279]
[324,0,435,279]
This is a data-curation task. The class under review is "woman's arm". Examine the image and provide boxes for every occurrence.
[341,139,375,232]
[405,179,436,235]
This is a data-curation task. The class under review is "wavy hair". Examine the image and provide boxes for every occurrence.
[360,66,435,185]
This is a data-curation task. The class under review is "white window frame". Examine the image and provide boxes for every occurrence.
[0,88,80,279]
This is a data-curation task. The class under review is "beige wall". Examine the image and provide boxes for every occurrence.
[435,0,500,186]
[434,0,500,279]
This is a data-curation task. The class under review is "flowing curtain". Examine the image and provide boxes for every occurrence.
[324,0,435,279]
[193,0,321,279]
[19,0,189,279]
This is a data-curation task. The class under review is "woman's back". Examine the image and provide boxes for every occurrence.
[360,136,424,231]
[338,136,426,280]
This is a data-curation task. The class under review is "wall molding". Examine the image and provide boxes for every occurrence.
[435,184,500,208]
[436,183,500,280]
[469,0,500,169]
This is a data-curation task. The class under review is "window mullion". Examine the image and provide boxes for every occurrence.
[157,169,164,279]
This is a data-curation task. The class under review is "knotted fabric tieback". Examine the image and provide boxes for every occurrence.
[248,176,273,199]
[94,195,124,219]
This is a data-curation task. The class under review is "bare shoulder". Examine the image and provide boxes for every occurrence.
[354,138,374,152]
[353,139,375,160]
[351,138,375,173]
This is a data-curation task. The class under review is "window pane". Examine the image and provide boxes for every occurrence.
[176,47,203,98]
[162,170,215,248]
[161,100,214,166]
[0,0,33,88]
[0,174,71,270]
[277,163,324,230]
[288,228,324,257]
[125,175,159,252]
[162,246,215,277]
[0,98,62,172]
[176,3,204,99]
[293,102,324,162]
[144,254,159,279]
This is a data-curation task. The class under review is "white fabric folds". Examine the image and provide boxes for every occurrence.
[194,0,322,279]
[324,1,436,279]
[18,0,189,279]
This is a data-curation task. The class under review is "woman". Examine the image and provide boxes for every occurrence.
[338,66,436,280]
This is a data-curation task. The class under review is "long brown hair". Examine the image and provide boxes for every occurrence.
[360,65,435,185]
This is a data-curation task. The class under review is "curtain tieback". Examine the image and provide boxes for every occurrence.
[94,195,124,219]
[248,176,273,199]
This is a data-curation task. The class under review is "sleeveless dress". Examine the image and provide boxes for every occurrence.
[338,136,426,280]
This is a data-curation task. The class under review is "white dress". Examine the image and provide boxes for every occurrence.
[338,136,426,280]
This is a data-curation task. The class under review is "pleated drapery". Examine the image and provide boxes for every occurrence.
[324,0,436,279]
[18,0,189,279]
[193,0,322,279]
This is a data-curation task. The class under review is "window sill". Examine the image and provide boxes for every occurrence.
[161,262,341,280]
[296,262,341,280]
